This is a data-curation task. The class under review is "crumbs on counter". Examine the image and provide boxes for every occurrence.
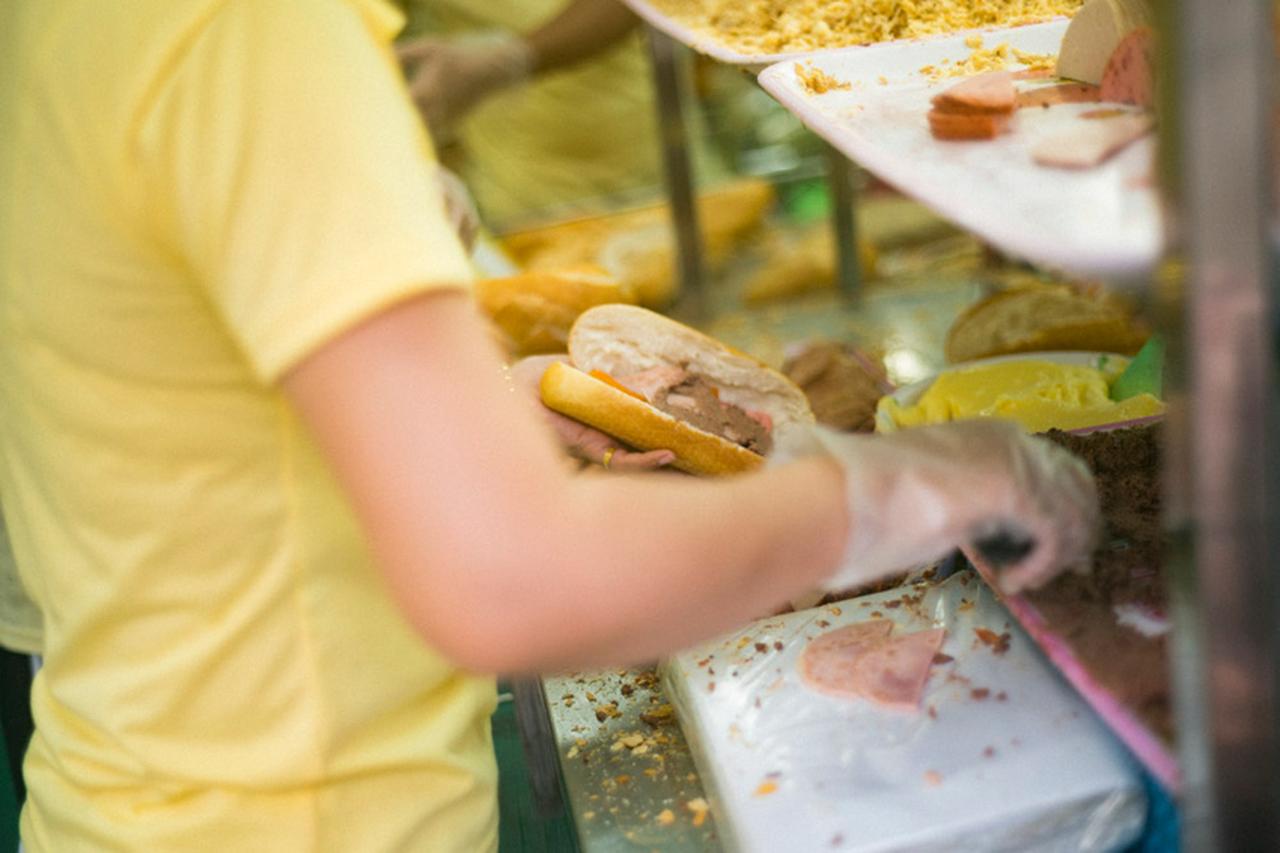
[594,702,622,722]
[795,62,852,95]
[923,770,944,787]
[971,687,991,701]
[641,704,676,727]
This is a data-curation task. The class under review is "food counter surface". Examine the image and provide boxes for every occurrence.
[542,670,720,851]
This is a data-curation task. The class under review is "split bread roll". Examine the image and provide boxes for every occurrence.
[945,286,1149,364]
[502,178,775,308]
[474,266,636,356]
[540,305,814,476]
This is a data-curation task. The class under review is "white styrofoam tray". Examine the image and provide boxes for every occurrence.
[663,573,1146,852]
[757,21,1161,280]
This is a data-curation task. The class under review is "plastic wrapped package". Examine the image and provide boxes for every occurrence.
[661,573,1146,852]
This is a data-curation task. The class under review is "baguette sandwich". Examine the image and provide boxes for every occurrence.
[539,305,814,476]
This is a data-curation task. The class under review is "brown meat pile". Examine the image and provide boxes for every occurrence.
[783,342,887,433]
[1029,424,1171,743]
[654,376,772,455]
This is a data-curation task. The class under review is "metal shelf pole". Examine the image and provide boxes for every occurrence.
[1162,0,1280,847]
[646,25,707,322]
[826,143,861,298]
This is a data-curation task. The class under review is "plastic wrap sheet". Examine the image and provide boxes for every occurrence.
[662,573,1146,852]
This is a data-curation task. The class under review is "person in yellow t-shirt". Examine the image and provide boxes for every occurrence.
[0,0,1099,850]
[394,0,680,227]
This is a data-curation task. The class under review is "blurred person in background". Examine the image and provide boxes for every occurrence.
[0,1,1097,850]
[395,0,721,228]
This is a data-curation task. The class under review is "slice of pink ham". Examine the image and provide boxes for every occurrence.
[849,627,948,711]
[1100,27,1155,108]
[1015,82,1102,110]
[1032,113,1154,169]
[931,70,1016,114]
[798,619,895,699]
[616,364,687,402]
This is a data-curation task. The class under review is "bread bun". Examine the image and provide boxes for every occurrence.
[475,266,635,356]
[945,286,1148,364]
[540,305,813,476]
[501,179,775,309]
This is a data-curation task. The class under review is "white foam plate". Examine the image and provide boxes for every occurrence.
[663,574,1146,852]
[757,21,1161,279]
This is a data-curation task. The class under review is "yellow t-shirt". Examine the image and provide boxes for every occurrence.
[0,1,497,850]
[0,504,42,655]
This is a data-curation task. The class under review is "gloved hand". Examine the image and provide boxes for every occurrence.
[398,32,534,144]
[774,419,1099,595]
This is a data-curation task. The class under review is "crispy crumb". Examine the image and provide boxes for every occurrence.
[754,780,779,796]
[795,62,852,95]
[971,688,991,701]
[923,770,943,786]
[656,808,676,826]
[640,704,675,727]
[647,0,1084,55]
[922,42,1058,80]
[686,797,710,827]
[974,627,1012,654]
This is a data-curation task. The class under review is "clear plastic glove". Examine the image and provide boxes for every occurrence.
[774,420,1099,595]
[508,355,676,472]
[398,32,534,144]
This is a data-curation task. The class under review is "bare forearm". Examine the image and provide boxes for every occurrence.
[525,0,640,73]
[285,292,847,674]
[448,458,848,673]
